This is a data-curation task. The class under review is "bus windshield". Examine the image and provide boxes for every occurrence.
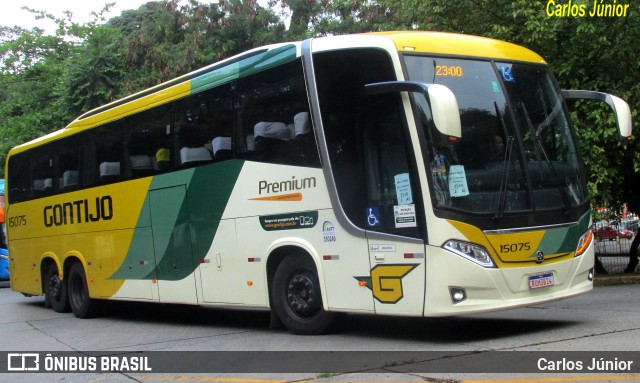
[404,56,588,223]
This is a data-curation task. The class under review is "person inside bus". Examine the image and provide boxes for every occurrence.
[155,148,171,171]
[486,133,505,162]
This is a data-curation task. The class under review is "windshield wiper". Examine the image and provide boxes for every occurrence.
[521,103,575,218]
[494,102,514,220]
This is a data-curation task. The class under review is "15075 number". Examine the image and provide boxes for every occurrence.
[499,242,531,253]
[8,215,27,227]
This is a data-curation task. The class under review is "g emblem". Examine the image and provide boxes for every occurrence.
[355,264,418,303]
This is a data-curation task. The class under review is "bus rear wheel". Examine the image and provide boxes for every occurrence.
[68,262,103,318]
[46,263,70,313]
[272,255,335,335]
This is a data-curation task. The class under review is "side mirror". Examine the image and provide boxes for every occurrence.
[365,81,461,140]
[562,90,632,142]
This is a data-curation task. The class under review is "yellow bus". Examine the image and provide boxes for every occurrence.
[5,31,632,334]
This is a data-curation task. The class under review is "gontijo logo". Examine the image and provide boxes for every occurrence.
[43,195,114,227]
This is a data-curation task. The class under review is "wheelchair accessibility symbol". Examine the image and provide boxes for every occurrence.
[366,207,381,227]
[499,66,515,83]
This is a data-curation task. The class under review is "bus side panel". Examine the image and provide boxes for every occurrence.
[59,231,115,299]
[315,210,375,313]
[197,218,243,304]
[9,237,59,296]
[108,227,158,301]
[223,162,376,312]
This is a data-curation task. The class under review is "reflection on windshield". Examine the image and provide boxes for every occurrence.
[404,56,588,218]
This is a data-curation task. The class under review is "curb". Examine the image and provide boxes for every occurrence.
[594,274,640,286]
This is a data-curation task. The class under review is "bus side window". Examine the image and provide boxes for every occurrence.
[7,154,30,203]
[175,83,233,168]
[314,48,400,230]
[359,100,420,237]
[236,59,320,168]
[126,104,172,177]
[93,121,124,185]
[56,136,82,191]
[32,150,54,199]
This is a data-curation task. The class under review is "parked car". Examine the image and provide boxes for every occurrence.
[0,248,8,281]
[610,219,639,234]
[617,228,634,239]
[594,225,618,241]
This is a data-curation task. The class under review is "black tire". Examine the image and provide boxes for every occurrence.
[68,262,104,318]
[272,255,335,335]
[45,263,70,313]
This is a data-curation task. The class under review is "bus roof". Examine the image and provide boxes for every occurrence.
[371,31,546,64]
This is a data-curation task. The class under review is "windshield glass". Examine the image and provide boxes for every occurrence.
[404,56,588,219]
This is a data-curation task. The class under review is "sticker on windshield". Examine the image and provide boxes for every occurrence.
[448,165,470,197]
[499,66,516,83]
[394,173,413,204]
[491,80,501,93]
[394,204,417,228]
[366,207,381,228]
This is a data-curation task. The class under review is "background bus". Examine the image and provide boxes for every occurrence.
[5,32,631,334]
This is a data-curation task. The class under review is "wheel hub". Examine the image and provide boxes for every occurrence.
[49,275,62,300]
[286,274,319,316]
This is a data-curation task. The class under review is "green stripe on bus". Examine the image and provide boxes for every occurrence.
[535,211,591,257]
[110,160,244,281]
[190,44,298,94]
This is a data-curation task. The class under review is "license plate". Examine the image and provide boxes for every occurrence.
[529,272,554,289]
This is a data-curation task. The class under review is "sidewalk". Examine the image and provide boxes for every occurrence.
[594,274,640,286]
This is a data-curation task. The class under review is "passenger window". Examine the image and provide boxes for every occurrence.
[7,154,30,203]
[92,121,125,185]
[56,136,82,191]
[175,83,234,168]
[236,59,320,167]
[32,149,54,198]
[126,105,172,177]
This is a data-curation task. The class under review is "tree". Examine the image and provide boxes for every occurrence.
[107,0,285,94]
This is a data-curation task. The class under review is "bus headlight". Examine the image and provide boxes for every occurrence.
[443,240,496,268]
[575,228,593,257]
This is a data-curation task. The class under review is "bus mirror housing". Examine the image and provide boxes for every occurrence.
[365,81,462,140]
[562,90,633,143]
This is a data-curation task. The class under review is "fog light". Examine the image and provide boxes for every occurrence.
[588,268,594,281]
[449,287,467,304]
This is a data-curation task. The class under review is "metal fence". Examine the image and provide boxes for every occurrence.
[594,235,639,275]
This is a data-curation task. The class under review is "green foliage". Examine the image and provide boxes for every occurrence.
[61,27,124,116]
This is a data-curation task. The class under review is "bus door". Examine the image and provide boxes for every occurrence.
[366,237,425,316]
[149,185,198,304]
[360,102,426,316]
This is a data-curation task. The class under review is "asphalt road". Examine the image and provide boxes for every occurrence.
[0,280,639,382]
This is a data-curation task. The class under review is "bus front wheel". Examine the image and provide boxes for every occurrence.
[68,262,104,318]
[272,255,335,335]
[46,263,70,313]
